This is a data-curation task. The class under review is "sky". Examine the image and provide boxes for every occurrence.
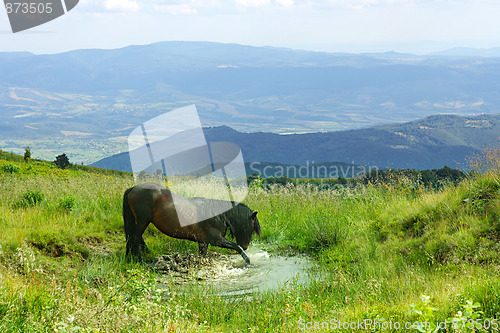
[1,0,500,55]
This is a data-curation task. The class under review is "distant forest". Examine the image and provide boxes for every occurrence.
[249,166,467,189]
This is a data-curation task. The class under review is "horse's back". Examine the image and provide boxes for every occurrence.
[127,183,172,199]
[126,183,172,219]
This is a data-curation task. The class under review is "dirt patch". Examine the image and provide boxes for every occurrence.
[28,240,68,257]
[27,237,113,259]
[77,236,113,257]
[152,252,234,278]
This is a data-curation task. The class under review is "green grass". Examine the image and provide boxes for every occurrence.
[0,136,128,165]
[0,150,499,332]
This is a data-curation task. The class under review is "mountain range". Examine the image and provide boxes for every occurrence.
[92,113,500,173]
[1,41,500,165]
[431,47,500,57]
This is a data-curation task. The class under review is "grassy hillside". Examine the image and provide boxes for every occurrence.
[0,148,499,332]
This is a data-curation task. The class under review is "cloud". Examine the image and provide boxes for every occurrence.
[235,0,271,7]
[78,0,139,12]
[275,0,294,6]
[105,0,139,12]
[146,0,223,14]
[154,4,197,14]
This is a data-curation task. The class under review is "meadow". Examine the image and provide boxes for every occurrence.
[0,148,499,332]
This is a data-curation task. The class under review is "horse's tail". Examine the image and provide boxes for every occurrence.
[123,186,136,254]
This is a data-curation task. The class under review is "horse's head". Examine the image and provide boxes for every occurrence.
[228,204,261,250]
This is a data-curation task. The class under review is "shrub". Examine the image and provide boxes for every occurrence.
[14,190,45,208]
[59,195,76,211]
[24,146,31,161]
[55,154,70,170]
[1,163,20,173]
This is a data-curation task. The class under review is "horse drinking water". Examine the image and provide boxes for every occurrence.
[123,183,261,264]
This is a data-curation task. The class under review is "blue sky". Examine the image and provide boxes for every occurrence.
[1,0,500,54]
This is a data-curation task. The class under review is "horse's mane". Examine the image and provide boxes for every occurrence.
[224,202,254,239]
[192,198,254,240]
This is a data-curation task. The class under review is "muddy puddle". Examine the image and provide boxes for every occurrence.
[153,247,313,298]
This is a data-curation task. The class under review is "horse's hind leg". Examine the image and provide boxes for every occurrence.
[124,213,136,257]
[131,218,151,262]
[198,242,208,255]
[139,237,149,253]
[211,237,250,264]
[123,190,151,263]
[125,216,150,262]
[125,226,144,262]
[125,230,147,257]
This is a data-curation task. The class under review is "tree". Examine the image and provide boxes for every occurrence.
[24,146,31,161]
[55,154,70,169]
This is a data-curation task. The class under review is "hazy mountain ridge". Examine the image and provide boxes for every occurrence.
[2,42,500,164]
[2,41,500,137]
[431,47,500,57]
[92,113,500,173]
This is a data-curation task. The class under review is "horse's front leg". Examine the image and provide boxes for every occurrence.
[211,237,250,264]
[139,237,149,253]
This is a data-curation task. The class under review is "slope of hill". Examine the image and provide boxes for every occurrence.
[92,113,500,172]
[1,140,500,332]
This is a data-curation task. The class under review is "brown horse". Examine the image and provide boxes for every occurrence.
[123,183,261,264]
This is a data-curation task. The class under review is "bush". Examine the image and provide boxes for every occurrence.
[14,190,45,208]
[24,146,31,161]
[1,163,20,173]
[55,154,70,170]
[59,195,76,211]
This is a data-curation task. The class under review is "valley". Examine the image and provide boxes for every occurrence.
[1,42,500,169]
